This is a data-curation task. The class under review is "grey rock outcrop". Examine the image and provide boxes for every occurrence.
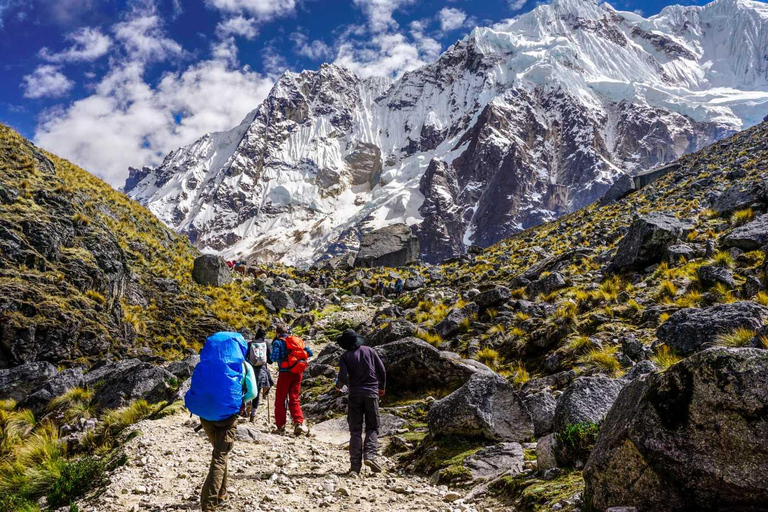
[375,338,491,394]
[696,264,736,288]
[191,254,231,287]
[723,213,768,251]
[464,442,525,480]
[657,302,768,355]
[609,213,694,272]
[18,368,85,413]
[526,272,567,298]
[553,377,626,433]
[584,348,768,511]
[368,320,419,347]
[474,286,511,309]
[85,359,177,410]
[0,362,57,401]
[434,304,479,339]
[428,372,533,442]
[354,224,419,268]
[524,390,557,437]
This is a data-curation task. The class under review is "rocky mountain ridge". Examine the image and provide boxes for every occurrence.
[125,0,768,265]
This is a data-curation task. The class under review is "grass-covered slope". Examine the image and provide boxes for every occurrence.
[0,124,267,368]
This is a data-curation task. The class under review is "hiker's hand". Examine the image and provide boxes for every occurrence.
[262,387,270,398]
[379,389,386,398]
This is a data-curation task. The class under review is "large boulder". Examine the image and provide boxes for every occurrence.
[354,224,419,268]
[723,213,768,251]
[553,377,626,433]
[265,288,296,312]
[428,373,534,442]
[657,302,768,355]
[524,390,558,437]
[474,286,511,309]
[584,348,768,511]
[85,359,177,409]
[0,361,57,401]
[609,214,694,272]
[368,320,419,347]
[376,338,492,394]
[18,368,85,413]
[464,442,525,480]
[191,254,231,287]
[434,304,479,339]
[696,265,736,289]
[526,272,567,298]
[600,173,635,205]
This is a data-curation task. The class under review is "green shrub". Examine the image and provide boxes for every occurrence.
[47,457,106,509]
[718,327,756,348]
[555,422,601,466]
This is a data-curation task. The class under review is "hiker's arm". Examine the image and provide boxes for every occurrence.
[336,356,348,391]
[374,351,386,395]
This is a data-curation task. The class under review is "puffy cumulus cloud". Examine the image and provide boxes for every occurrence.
[438,7,466,32]
[335,32,430,79]
[35,60,274,186]
[216,15,258,39]
[205,0,297,20]
[113,14,183,62]
[39,27,112,63]
[290,32,334,61]
[22,65,74,98]
[352,0,414,33]
[508,0,527,11]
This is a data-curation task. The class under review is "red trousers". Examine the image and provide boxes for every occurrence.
[274,372,304,428]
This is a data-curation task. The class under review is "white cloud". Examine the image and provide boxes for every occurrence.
[39,27,112,63]
[205,0,297,20]
[216,15,258,39]
[508,0,527,11]
[35,60,274,186]
[291,32,333,60]
[22,65,74,98]
[113,14,183,62]
[352,0,414,33]
[335,32,429,79]
[438,7,466,32]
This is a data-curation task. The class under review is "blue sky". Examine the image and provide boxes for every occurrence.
[0,0,711,186]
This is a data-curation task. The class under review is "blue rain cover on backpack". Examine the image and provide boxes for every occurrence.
[185,332,248,421]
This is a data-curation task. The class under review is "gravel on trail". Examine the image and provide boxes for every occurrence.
[77,397,490,512]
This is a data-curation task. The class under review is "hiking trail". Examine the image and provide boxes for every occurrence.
[76,388,490,512]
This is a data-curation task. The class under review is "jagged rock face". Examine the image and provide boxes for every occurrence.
[125,0,768,265]
[584,348,768,511]
[354,224,419,268]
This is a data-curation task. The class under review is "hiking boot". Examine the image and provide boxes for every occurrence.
[273,426,286,435]
[249,413,256,423]
[346,467,361,478]
[294,422,308,436]
[364,458,383,473]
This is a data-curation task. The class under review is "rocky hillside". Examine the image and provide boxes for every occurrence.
[124,0,768,266]
[0,124,269,369]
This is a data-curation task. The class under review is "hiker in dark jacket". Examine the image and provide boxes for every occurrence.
[335,329,386,474]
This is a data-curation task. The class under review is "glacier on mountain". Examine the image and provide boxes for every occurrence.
[124,0,768,265]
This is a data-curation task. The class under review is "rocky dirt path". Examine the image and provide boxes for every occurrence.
[77,403,490,512]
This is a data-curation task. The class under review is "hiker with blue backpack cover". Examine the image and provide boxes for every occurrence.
[185,332,257,511]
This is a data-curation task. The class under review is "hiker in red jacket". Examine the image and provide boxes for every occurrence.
[270,324,313,436]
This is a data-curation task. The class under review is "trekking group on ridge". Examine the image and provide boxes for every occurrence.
[184,324,386,511]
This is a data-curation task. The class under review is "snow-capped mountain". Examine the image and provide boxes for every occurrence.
[124,0,768,265]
